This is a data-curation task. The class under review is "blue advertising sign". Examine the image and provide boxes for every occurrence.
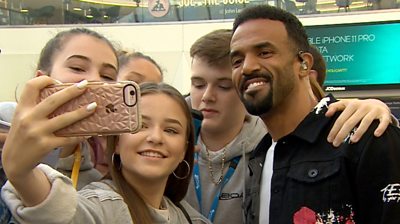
[306,21,400,91]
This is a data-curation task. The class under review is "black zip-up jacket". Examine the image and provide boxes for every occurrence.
[244,95,400,223]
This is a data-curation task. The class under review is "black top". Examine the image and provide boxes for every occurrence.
[244,95,400,223]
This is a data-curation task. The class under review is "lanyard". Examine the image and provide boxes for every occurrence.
[71,144,81,189]
[193,152,241,222]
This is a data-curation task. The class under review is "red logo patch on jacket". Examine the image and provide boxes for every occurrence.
[293,206,355,223]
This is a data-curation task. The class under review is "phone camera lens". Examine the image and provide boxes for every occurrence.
[130,90,135,95]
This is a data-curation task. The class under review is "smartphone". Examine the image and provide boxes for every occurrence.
[191,109,203,143]
[39,81,141,137]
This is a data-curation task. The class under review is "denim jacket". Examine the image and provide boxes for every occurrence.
[244,95,400,223]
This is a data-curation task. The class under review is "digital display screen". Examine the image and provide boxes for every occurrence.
[305,21,400,91]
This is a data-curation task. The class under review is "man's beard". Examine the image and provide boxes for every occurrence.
[237,71,274,116]
[240,90,273,116]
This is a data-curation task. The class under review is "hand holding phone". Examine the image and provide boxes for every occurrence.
[39,81,141,137]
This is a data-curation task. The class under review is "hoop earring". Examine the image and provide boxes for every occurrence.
[173,160,191,180]
[112,153,122,170]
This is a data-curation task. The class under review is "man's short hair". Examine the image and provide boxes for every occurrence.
[190,29,232,68]
[233,5,310,53]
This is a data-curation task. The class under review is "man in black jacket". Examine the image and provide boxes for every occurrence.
[230,5,400,223]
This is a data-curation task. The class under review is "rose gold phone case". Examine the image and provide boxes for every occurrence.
[39,81,141,137]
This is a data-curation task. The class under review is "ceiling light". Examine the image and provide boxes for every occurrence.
[80,0,137,7]
[85,9,93,18]
[20,2,28,13]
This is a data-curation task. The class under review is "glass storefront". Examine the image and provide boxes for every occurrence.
[0,0,399,25]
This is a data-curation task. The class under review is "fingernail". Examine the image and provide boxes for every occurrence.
[53,79,62,84]
[327,136,333,143]
[76,80,88,89]
[86,102,97,111]
[351,136,359,142]
[333,141,339,147]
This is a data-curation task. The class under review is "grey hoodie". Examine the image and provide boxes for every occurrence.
[185,115,267,224]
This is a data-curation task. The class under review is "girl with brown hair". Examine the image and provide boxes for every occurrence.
[2,78,209,224]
